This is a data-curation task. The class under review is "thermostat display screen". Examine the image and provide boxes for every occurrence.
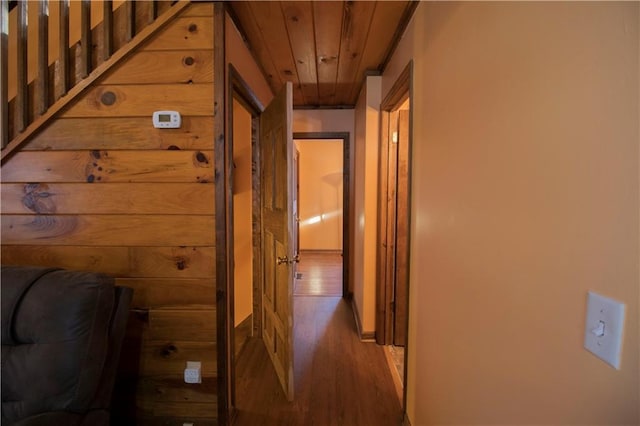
[152,111,181,128]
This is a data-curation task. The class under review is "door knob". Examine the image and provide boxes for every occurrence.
[277,255,300,265]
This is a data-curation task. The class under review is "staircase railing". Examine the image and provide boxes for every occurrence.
[1,0,189,162]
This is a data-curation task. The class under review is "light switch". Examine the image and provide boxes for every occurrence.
[584,292,625,369]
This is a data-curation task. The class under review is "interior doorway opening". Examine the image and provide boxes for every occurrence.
[293,132,351,299]
[376,61,413,408]
[293,138,344,297]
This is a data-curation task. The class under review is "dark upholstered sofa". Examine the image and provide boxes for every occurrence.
[1,266,132,426]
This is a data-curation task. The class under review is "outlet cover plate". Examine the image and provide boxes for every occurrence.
[584,291,625,369]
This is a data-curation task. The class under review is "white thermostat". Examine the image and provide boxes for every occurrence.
[152,110,181,128]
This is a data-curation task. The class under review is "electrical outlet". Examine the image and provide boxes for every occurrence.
[184,361,202,384]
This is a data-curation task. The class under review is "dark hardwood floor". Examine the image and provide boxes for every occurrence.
[294,251,343,296]
[234,255,402,425]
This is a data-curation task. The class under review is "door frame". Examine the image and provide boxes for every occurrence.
[375,60,414,414]
[221,61,265,423]
[292,131,352,299]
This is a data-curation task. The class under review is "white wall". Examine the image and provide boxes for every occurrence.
[353,77,381,336]
[296,139,343,251]
[384,2,639,424]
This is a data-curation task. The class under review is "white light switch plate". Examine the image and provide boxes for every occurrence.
[584,292,625,369]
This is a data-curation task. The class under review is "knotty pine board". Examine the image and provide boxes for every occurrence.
[101,50,214,85]
[138,341,217,377]
[1,215,214,246]
[1,150,214,183]
[147,308,216,341]
[23,117,213,151]
[1,245,215,279]
[143,17,214,51]
[62,84,213,118]
[118,278,216,308]
[2,183,215,215]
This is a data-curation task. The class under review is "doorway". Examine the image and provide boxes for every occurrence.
[292,132,351,299]
[376,61,413,409]
[294,138,344,297]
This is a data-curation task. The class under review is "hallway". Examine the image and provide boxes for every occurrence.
[234,255,402,425]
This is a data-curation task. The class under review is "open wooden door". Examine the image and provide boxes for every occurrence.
[260,82,295,401]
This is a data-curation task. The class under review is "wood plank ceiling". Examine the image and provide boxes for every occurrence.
[227,1,417,108]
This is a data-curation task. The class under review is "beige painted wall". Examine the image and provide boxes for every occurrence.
[296,139,343,251]
[384,2,639,424]
[233,99,253,326]
[292,109,354,142]
[353,76,381,336]
[225,13,274,108]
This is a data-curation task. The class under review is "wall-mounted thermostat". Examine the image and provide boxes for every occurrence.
[152,111,181,128]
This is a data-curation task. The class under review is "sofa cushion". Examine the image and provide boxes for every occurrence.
[1,267,115,424]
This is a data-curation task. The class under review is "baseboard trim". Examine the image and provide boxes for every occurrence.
[403,412,412,426]
[383,345,403,406]
[299,249,342,254]
[350,298,375,341]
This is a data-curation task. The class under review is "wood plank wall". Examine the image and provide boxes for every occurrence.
[0,3,217,425]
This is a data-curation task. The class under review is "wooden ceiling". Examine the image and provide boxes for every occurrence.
[227,1,417,108]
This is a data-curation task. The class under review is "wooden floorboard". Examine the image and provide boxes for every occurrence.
[234,296,402,425]
[294,251,343,296]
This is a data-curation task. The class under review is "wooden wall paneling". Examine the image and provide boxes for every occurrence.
[347,1,408,102]
[1,183,215,215]
[1,3,217,423]
[229,1,282,96]
[138,376,217,404]
[62,84,214,117]
[0,245,215,279]
[246,2,305,105]
[334,1,375,105]
[281,1,318,105]
[23,117,214,151]
[143,17,214,51]
[102,50,214,85]
[1,1,192,163]
[139,341,217,376]
[312,1,343,106]
[181,3,214,18]
[1,150,214,183]
[152,401,217,419]
[148,308,217,342]
[1,215,215,246]
[119,278,216,309]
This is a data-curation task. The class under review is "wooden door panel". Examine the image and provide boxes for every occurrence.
[260,82,294,401]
